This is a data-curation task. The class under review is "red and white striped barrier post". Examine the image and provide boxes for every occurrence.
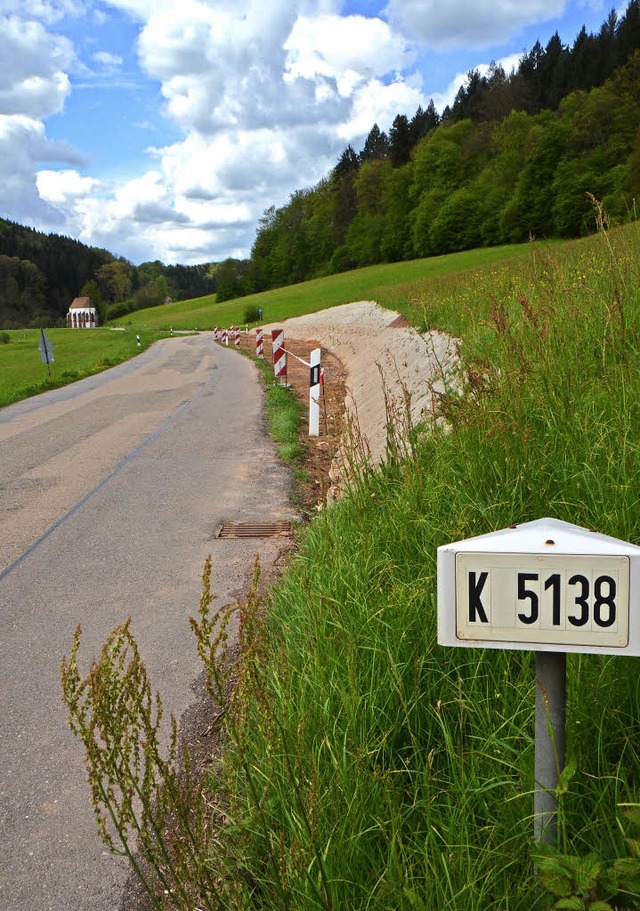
[309,348,321,437]
[213,326,218,341]
[255,328,264,359]
[272,329,287,385]
[222,328,228,346]
[235,326,241,348]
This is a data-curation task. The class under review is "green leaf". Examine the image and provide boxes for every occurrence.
[624,837,640,859]
[556,758,578,798]
[621,806,640,829]
[554,897,585,910]
[586,902,613,911]
[612,856,640,875]
[574,854,602,892]
[538,868,574,898]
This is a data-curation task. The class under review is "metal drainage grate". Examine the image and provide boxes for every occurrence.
[215,520,292,539]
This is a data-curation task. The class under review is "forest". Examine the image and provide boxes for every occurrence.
[216,0,640,300]
[0,220,216,329]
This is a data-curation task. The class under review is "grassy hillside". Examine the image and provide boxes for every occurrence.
[115,243,532,330]
[197,218,640,909]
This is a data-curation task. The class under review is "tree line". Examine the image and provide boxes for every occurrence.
[0,221,217,329]
[217,0,640,300]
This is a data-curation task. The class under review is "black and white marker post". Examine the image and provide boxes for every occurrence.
[309,348,321,437]
[437,518,640,848]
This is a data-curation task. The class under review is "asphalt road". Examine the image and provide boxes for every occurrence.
[0,335,295,910]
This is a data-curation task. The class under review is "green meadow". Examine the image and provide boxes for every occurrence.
[118,242,532,330]
[2,243,530,408]
[64,219,640,910]
[0,326,169,408]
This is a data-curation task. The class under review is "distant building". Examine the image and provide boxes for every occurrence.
[67,296,98,328]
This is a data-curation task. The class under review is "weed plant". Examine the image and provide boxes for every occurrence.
[207,216,640,909]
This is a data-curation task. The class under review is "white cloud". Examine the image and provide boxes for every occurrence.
[385,0,568,48]
[36,168,98,202]
[0,0,85,24]
[285,14,414,83]
[0,114,84,224]
[0,0,582,265]
[0,15,73,117]
[93,50,123,69]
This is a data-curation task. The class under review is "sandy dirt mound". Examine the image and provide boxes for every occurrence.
[265,301,458,467]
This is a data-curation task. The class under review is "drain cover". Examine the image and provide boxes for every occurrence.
[215,521,292,539]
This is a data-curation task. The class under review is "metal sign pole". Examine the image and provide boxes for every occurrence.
[534,651,566,845]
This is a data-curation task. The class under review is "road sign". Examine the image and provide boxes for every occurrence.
[437,518,640,655]
[38,329,54,376]
[38,330,54,364]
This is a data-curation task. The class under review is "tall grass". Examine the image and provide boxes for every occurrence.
[204,219,640,908]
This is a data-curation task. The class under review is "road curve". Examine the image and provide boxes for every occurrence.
[0,335,295,910]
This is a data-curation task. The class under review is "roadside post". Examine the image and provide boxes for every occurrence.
[272,329,287,385]
[255,328,264,359]
[38,329,55,377]
[437,518,640,846]
[235,326,241,348]
[309,348,321,437]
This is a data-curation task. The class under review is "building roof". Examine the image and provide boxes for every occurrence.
[69,296,95,310]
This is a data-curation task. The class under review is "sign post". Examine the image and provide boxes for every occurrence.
[38,329,54,376]
[437,518,640,846]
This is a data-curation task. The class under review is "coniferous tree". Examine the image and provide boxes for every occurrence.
[389,114,413,166]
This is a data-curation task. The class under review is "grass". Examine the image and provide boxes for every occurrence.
[1,243,532,409]
[116,243,532,331]
[60,221,640,910]
[198,219,640,909]
[0,326,172,408]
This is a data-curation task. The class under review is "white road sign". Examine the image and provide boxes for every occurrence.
[455,552,629,648]
[438,518,640,655]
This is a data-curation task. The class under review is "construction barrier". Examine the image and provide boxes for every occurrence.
[235,326,241,348]
[222,328,228,346]
[255,328,264,359]
[213,326,218,341]
[272,329,287,384]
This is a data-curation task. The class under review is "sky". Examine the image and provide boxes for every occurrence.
[0,0,621,266]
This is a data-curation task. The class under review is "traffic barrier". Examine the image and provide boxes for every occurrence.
[213,326,218,341]
[272,329,287,384]
[235,326,241,348]
[222,328,228,346]
[255,328,264,359]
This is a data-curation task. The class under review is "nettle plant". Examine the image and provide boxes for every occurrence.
[533,806,640,910]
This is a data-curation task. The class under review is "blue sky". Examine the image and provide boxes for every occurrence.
[0,0,619,265]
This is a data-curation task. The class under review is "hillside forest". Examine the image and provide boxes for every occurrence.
[217,0,640,300]
[0,220,216,329]
[2,1,640,325]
